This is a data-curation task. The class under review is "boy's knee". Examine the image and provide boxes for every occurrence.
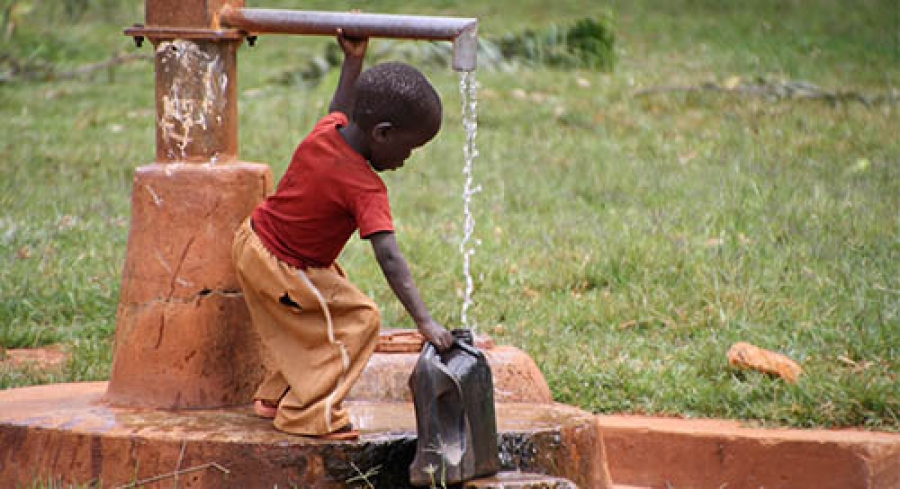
[360,301,381,333]
[366,302,381,324]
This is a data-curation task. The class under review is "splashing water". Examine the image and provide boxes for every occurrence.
[459,71,481,330]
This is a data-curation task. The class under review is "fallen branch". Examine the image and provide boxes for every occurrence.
[0,50,151,82]
[56,51,152,80]
[634,79,899,106]
[112,461,230,489]
[173,440,187,488]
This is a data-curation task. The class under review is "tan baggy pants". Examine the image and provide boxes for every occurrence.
[232,218,380,435]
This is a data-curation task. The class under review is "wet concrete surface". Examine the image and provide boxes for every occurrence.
[4,381,896,487]
[0,382,608,488]
[465,471,577,488]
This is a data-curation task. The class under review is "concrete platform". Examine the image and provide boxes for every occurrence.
[600,414,900,489]
[6,383,897,488]
[0,382,609,488]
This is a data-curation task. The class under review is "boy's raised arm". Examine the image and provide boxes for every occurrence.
[369,231,454,351]
[329,31,368,115]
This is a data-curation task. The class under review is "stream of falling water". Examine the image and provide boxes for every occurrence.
[459,71,480,331]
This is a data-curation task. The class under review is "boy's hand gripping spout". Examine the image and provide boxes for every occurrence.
[337,28,368,59]
[370,232,454,352]
[329,29,368,115]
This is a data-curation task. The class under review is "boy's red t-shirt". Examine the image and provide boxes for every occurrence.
[251,112,394,269]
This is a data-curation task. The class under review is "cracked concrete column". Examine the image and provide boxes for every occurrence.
[107,163,271,409]
[106,0,272,409]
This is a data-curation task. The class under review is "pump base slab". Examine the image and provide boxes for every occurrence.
[0,382,607,488]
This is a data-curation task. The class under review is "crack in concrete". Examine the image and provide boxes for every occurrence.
[154,310,166,349]
[162,195,222,301]
[121,289,245,312]
[165,234,197,301]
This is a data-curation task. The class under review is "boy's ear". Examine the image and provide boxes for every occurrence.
[371,122,393,143]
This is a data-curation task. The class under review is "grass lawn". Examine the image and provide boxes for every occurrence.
[1,0,898,430]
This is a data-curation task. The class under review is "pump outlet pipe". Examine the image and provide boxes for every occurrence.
[219,7,477,71]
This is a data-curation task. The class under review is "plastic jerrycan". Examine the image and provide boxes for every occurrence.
[408,329,501,486]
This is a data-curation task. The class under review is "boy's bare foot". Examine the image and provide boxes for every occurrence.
[310,424,359,441]
[253,399,278,419]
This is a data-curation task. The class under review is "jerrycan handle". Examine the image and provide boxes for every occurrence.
[452,328,474,345]
[448,328,479,358]
[453,338,479,356]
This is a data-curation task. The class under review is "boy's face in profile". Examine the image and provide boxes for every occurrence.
[368,123,439,172]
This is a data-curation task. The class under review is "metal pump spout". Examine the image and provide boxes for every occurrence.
[219,7,478,71]
[452,24,478,72]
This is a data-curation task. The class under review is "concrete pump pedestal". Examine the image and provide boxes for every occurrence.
[0,382,610,488]
[106,162,272,409]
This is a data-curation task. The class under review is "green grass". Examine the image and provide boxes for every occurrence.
[1,0,898,430]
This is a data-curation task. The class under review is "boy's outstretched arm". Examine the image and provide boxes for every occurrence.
[329,31,368,115]
[369,231,454,351]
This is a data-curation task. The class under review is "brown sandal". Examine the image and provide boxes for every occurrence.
[310,424,359,441]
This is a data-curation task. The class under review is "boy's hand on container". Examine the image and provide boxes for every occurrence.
[336,28,368,59]
[419,320,454,352]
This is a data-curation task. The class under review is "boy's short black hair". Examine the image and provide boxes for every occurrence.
[352,62,442,133]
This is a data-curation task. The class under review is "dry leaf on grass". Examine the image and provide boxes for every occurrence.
[727,342,801,383]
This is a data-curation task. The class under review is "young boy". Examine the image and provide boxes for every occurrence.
[232,33,454,441]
